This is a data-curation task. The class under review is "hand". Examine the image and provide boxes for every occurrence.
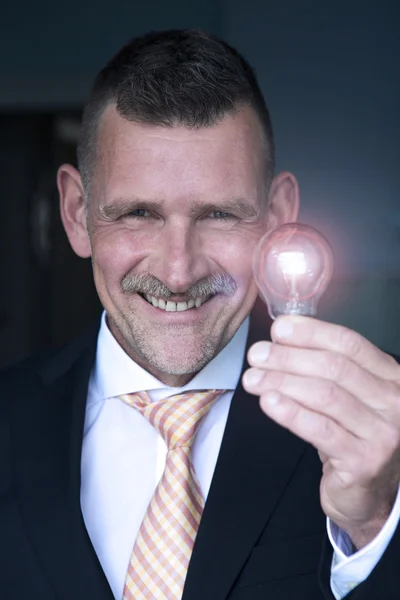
[242,315,400,549]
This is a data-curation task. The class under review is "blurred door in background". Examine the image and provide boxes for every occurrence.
[0,114,101,368]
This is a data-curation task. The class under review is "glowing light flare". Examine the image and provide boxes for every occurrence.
[277,251,307,276]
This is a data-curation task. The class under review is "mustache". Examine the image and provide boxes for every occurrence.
[121,272,237,298]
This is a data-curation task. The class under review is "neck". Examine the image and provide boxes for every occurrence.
[107,316,200,387]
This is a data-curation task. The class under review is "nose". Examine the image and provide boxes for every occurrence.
[151,220,207,293]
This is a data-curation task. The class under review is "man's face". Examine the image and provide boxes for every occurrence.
[84,106,271,384]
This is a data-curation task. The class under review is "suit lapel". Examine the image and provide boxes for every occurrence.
[183,306,307,600]
[14,325,114,600]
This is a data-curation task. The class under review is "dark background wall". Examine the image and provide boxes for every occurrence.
[1,0,222,108]
[0,0,399,367]
[224,0,400,354]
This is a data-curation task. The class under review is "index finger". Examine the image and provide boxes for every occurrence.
[271,315,399,381]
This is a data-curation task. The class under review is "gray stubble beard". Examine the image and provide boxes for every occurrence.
[112,303,229,376]
[116,271,237,375]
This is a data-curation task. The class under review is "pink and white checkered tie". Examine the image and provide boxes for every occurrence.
[120,389,224,600]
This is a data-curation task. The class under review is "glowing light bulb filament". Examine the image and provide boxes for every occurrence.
[277,251,307,312]
[278,251,307,275]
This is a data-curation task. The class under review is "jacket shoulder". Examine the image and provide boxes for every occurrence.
[0,321,99,403]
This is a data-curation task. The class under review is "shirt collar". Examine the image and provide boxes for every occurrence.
[90,312,249,404]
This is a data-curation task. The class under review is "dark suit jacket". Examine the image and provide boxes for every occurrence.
[1,309,400,599]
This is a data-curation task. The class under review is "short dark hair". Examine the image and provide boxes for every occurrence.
[77,29,275,193]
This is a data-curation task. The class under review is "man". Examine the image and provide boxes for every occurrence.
[1,28,400,600]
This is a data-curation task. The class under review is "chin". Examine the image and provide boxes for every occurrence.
[143,344,217,377]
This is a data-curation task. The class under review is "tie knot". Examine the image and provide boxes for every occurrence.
[120,390,225,450]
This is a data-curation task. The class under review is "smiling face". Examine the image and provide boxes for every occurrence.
[59,104,298,385]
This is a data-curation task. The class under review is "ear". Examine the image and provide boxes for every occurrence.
[266,171,300,230]
[58,164,92,258]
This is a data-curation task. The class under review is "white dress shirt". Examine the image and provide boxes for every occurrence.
[81,312,400,600]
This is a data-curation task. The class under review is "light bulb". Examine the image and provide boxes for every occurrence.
[253,222,333,319]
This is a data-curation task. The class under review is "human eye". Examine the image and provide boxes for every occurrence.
[127,208,153,218]
[207,210,235,219]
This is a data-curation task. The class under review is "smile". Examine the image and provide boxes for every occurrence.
[141,294,212,312]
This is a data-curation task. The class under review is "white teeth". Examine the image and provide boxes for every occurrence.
[144,295,209,311]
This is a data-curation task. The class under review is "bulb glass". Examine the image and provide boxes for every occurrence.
[253,223,333,319]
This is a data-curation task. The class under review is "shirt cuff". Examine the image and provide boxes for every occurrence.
[328,484,400,599]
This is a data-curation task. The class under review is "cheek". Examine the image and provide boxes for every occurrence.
[208,229,260,280]
[90,226,149,282]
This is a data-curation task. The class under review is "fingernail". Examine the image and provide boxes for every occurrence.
[275,319,294,339]
[243,368,263,387]
[249,342,271,365]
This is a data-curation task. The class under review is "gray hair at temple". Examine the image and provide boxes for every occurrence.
[77,29,275,199]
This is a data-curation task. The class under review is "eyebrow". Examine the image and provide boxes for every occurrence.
[99,197,259,220]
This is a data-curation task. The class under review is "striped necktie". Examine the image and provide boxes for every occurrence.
[120,389,225,600]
